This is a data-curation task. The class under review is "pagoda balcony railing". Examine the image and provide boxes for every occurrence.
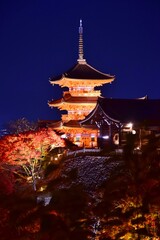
[64,90,101,97]
[62,114,86,122]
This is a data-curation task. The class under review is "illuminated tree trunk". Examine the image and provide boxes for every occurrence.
[31,169,37,192]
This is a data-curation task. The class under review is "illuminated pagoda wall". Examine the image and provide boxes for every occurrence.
[48,20,114,147]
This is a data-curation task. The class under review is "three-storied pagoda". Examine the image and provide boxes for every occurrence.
[49,20,114,147]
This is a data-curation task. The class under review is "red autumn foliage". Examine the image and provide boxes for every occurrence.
[0,127,65,166]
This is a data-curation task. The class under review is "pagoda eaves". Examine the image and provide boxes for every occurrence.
[50,61,114,88]
[49,95,98,106]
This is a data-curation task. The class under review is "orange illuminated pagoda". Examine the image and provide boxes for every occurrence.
[48,20,115,147]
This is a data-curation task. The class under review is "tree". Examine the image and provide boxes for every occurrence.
[4,117,38,135]
[0,128,65,191]
[93,134,160,239]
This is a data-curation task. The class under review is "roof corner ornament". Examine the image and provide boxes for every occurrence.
[78,19,86,63]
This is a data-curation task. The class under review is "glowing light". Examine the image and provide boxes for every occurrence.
[91,134,95,137]
[126,122,133,128]
[132,130,136,134]
[102,135,109,139]
[61,134,67,138]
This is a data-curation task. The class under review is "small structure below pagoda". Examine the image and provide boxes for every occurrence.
[48,20,115,148]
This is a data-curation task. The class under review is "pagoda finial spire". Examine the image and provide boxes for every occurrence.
[78,19,86,63]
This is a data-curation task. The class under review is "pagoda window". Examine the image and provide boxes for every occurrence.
[91,136,95,142]
[91,134,96,142]
[75,135,81,142]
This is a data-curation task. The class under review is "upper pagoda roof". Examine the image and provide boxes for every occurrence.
[50,20,115,84]
[50,61,114,82]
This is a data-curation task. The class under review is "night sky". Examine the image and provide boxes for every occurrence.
[1,0,160,129]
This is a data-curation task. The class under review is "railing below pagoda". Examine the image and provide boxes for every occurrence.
[66,148,101,157]
[64,90,101,97]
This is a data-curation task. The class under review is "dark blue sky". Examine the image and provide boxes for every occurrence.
[1,0,160,129]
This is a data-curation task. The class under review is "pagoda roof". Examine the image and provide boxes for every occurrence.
[80,97,160,126]
[63,120,81,128]
[49,94,98,106]
[50,20,115,86]
[63,120,97,130]
[50,61,114,82]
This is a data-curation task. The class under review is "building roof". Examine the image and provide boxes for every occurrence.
[49,94,98,106]
[63,120,97,130]
[63,120,81,128]
[81,97,160,126]
[50,61,114,82]
[100,98,160,123]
